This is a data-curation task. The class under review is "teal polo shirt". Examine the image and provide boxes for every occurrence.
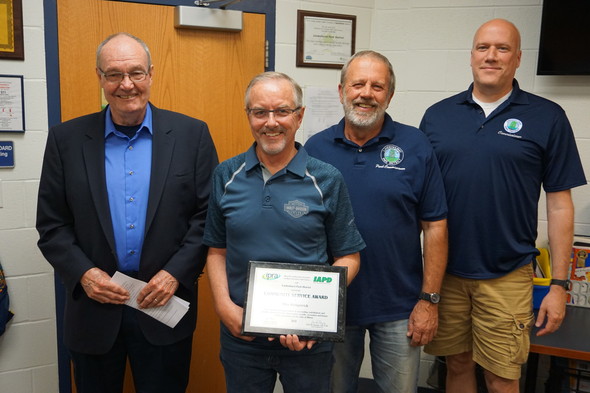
[204,143,365,354]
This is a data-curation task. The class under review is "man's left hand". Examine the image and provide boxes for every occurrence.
[407,300,438,346]
[137,270,179,309]
[269,334,316,351]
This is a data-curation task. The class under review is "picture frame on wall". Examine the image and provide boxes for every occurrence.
[0,0,24,60]
[296,10,356,69]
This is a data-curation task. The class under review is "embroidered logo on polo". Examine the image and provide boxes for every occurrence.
[498,118,524,139]
[376,144,406,170]
[284,200,309,218]
[503,119,523,133]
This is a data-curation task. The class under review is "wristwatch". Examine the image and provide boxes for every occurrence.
[419,292,441,304]
[550,279,572,291]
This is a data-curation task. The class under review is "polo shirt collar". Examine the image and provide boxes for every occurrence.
[333,113,396,145]
[104,104,153,138]
[245,142,308,178]
[460,79,529,107]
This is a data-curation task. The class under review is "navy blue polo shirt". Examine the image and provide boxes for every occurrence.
[204,143,365,353]
[420,80,586,279]
[305,114,448,325]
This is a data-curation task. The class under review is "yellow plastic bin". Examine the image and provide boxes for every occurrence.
[533,248,551,309]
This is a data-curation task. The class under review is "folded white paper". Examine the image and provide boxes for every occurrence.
[111,271,189,328]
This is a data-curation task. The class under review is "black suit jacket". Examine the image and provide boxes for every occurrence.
[36,104,218,354]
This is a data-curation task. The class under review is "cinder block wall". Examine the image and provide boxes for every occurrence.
[0,0,58,392]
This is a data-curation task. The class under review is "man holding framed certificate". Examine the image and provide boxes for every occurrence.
[204,72,365,393]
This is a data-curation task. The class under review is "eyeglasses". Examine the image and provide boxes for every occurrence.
[99,69,149,84]
[246,107,301,120]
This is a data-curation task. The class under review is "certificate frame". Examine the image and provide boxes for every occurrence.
[296,10,356,69]
[0,0,24,60]
[0,74,25,132]
[242,261,347,341]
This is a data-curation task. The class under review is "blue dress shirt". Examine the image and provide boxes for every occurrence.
[105,106,153,272]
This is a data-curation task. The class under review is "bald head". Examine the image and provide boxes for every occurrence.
[472,19,521,52]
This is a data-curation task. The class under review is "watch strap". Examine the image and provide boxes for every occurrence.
[550,279,571,290]
[418,292,440,303]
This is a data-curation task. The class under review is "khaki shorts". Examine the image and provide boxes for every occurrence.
[425,264,534,380]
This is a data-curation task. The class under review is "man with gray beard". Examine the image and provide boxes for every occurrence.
[305,51,448,393]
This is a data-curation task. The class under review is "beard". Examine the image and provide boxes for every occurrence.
[343,97,387,129]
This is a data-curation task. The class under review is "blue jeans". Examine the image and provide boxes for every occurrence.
[220,347,333,393]
[332,320,420,393]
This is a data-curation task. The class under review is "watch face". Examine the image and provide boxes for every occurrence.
[420,292,440,303]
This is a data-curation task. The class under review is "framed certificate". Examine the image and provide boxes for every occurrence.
[296,10,356,69]
[242,261,347,341]
[0,75,24,132]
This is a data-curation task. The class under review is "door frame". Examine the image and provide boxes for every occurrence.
[42,1,275,392]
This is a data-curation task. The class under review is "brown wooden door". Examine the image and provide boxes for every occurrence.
[56,0,265,391]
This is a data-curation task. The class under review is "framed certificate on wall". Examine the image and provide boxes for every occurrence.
[296,10,356,69]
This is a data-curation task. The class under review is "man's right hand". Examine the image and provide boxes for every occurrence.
[220,302,255,342]
[80,268,130,304]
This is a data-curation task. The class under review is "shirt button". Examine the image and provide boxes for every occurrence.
[130,250,136,255]
[265,196,270,202]
[358,148,362,152]
[129,224,135,229]
[129,146,134,150]
[129,171,134,175]
[129,197,134,202]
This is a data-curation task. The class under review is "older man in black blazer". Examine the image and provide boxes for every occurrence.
[36,33,218,393]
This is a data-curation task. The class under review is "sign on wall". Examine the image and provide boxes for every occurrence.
[0,141,14,168]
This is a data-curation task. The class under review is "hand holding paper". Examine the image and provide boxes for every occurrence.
[111,272,189,328]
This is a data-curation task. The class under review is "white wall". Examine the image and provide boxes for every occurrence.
[0,0,58,392]
[0,1,588,393]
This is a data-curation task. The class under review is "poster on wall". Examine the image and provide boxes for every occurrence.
[302,86,343,141]
[0,0,24,60]
[0,75,24,132]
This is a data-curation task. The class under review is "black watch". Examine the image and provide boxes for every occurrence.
[419,292,441,304]
[550,279,572,291]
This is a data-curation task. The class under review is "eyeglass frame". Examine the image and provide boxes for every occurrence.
[98,68,150,84]
[246,107,302,119]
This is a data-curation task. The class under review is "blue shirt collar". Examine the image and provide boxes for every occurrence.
[104,104,153,138]
[460,79,529,106]
[332,113,396,145]
[245,142,308,178]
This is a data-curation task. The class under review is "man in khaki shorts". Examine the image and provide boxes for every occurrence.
[420,19,586,393]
